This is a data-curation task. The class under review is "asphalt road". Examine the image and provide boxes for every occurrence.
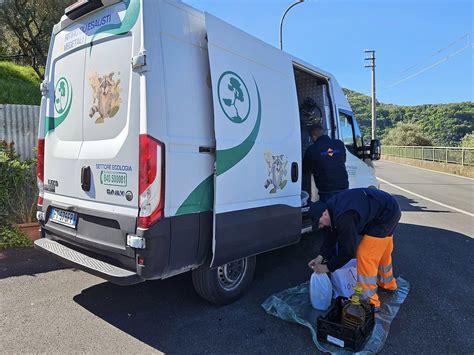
[1,160,473,354]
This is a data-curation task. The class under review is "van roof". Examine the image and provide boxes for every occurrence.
[53,0,352,111]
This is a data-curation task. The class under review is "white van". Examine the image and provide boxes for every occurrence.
[34,0,381,304]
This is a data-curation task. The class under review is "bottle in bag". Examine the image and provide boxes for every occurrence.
[341,295,366,328]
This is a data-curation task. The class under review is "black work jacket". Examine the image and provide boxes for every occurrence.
[320,188,401,271]
[303,135,348,193]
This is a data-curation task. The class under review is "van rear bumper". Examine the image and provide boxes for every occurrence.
[34,238,144,285]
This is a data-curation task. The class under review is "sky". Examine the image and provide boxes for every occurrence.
[183,0,473,106]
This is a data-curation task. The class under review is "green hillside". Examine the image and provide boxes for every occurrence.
[344,89,474,146]
[0,61,41,105]
[0,62,472,146]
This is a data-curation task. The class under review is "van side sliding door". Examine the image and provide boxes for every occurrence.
[205,13,302,267]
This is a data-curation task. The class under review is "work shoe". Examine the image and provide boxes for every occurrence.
[377,286,397,294]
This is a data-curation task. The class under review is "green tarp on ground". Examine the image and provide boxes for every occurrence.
[262,277,410,354]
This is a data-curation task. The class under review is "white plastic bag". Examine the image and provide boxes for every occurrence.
[309,272,332,310]
[330,258,357,298]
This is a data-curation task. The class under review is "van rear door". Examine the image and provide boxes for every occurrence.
[205,13,302,267]
[43,1,141,254]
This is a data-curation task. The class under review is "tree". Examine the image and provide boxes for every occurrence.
[382,123,433,146]
[460,133,474,148]
[223,77,245,121]
[0,0,69,79]
[344,88,474,146]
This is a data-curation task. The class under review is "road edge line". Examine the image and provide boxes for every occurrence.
[377,177,474,218]
[380,159,474,181]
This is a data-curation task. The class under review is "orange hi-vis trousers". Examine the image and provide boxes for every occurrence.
[356,235,398,308]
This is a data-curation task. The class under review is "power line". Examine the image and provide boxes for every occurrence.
[400,32,473,74]
[382,42,473,90]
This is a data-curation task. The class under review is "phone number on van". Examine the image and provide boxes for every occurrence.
[100,171,127,187]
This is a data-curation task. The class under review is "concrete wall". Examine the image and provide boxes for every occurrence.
[0,104,39,160]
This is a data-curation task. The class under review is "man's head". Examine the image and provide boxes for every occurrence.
[310,124,325,142]
[310,200,331,229]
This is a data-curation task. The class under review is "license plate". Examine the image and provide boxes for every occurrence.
[50,208,77,228]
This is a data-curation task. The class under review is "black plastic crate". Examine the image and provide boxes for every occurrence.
[317,296,375,352]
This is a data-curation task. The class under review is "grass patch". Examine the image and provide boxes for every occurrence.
[0,61,42,105]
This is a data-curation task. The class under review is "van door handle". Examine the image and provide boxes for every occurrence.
[53,202,75,211]
[199,146,215,154]
[291,162,298,182]
[81,166,91,192]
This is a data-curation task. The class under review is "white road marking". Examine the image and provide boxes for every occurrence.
[377,177,474,218]
[380,159,474,181]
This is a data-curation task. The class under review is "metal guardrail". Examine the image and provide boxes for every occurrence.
[382,146,474,167]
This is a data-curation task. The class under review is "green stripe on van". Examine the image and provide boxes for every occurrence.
[216,79,261,176]
[45,85,73,135]
[175,174,214,216]
[176,79,261,216]
[89,0,140,54]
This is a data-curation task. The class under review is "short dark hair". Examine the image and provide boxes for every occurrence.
[310,124,324,134]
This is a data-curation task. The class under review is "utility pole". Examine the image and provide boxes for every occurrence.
[364,50,376,139]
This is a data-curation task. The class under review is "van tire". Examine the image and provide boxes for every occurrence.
[192,256,256,305]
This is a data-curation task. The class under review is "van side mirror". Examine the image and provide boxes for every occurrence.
[369,139,381,160]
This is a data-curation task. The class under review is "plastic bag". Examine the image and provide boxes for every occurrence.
[330,258,357,298]
[309,272,332,310]
[262,277,410,354]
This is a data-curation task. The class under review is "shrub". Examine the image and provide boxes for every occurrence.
[460,133,474,148]
[0,226,32,249]
[0,141,38,227]
[382,123,433,146]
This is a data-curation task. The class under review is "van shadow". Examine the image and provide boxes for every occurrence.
[0,247,72,279]
[72,235,322,353]
[72,224,474,353]
[391,193,451,213]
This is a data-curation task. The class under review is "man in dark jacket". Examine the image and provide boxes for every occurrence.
[308,188,401,310]
[303,124,349,202]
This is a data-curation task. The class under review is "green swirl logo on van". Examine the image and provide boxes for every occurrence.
[218,71,251,124]
[45,77,73,134]
[54,77,71,114]
[176,76,262,215]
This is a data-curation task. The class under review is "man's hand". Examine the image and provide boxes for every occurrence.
[308,255,324,270]
[313,264,329,274]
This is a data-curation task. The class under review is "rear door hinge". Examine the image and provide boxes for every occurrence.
[132,51,147,71]
[40,80,49,96]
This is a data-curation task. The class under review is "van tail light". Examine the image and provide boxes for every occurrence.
[37,139,45,206]
[138,134,165,229]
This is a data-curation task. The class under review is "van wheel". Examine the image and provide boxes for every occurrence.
[192,256,256,305]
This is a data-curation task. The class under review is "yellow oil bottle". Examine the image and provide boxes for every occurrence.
[342,295,366,328]
[352,285,372,317]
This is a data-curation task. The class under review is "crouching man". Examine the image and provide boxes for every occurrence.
[308,188,401,310]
